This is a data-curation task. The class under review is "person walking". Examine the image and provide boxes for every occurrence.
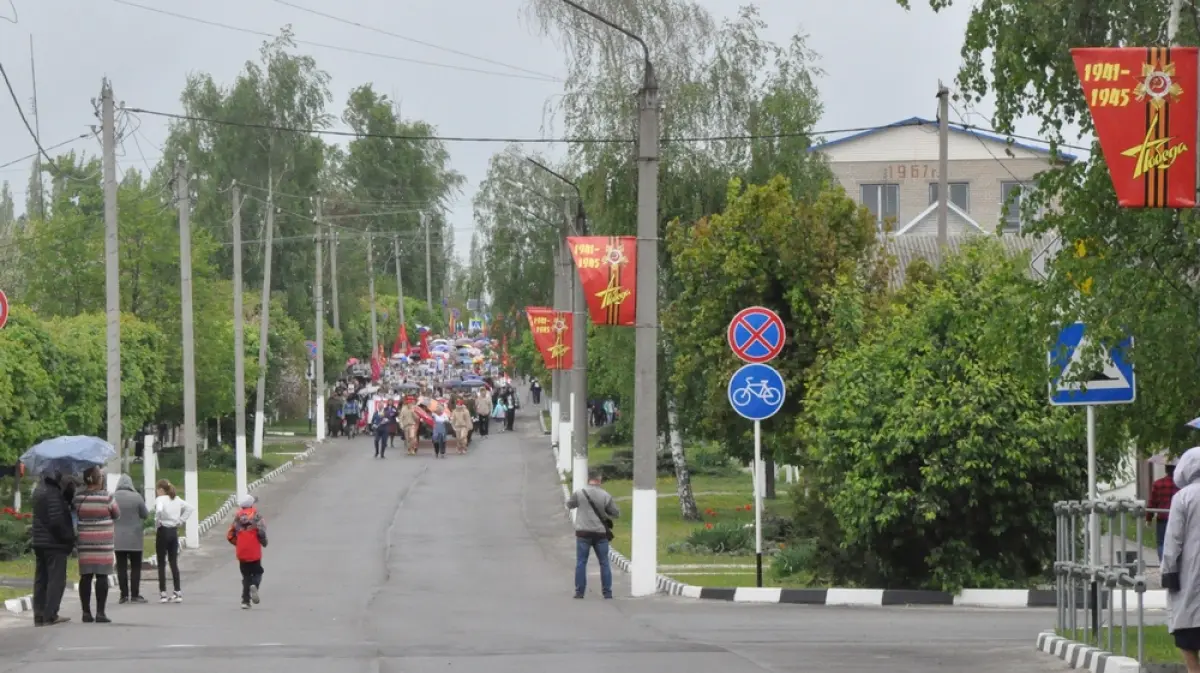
[1151,462,1181,562]
[1162,447,1200,671]
[476,387,492,437]
[74,466,120,623]
[112,474,149,604]
[30,470,75,627]
[451,399,473,455]
[566,470,619,599]
[431,404,450,459]
[400,396,419,456]
[154,479,193,604]
[530,378,542,405]
[502,387,517,432]
[371,407,389,458]
[226,495,268,610]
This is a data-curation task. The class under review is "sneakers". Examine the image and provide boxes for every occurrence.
[171,592,183,603]
[160,592,169,603]
[160,591,182,603]
[131,595,147,604]
[249,585,260,604]
[241,601,251,610]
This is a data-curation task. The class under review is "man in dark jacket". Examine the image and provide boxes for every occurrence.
[31,472,75,626]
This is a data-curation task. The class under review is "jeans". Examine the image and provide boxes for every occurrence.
[32,548,68,621]
[78,573,109,616]
[575,536,612,597]
[115,550,143,599]
[374,431,389,457]
[156,526,181,592]
[433,435,446,456]
[479,416,489,436]
[240,560,263,602]
[1157,518,1169,562]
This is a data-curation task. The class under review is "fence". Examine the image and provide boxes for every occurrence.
[1054,498,1165,664]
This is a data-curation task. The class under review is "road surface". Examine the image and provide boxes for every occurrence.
[0,418,1068,673]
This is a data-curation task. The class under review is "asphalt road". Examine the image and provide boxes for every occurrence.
[0,418,1069,673]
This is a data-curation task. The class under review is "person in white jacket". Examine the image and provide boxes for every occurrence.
[153,479,194,604]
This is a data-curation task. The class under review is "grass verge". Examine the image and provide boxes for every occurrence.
[1058,625,1178,663]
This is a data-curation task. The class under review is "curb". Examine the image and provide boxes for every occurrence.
[1036,631,1140,673]
[4,441,320,616]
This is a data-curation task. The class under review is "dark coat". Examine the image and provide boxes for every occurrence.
[31,476,75,552]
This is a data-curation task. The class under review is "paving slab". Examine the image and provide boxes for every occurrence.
[0,418,1069,673]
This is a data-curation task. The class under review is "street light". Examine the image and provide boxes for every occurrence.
[557,0,660,598]
[527,158,590,496]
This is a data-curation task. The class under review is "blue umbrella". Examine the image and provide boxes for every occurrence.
[460,379,487,388]
[20,436,116,476]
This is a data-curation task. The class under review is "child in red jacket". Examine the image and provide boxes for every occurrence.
[226,495,268,609]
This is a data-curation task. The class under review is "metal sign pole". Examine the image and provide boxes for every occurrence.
[754,419,764,588]
[1087,404,1100,635]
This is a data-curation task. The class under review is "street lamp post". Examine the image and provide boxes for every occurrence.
[557,0,659,598]
[527,159,590,495]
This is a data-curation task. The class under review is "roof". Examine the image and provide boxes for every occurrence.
[882,233,1043,289]
[811,117,1078,163]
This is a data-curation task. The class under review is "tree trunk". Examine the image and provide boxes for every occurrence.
[766,460,776,499]
[667,397,700,521]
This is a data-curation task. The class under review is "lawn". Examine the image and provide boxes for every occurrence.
[585,442,798,582]
[1058,625,1178,664]
[0,585,29,601]
[266,418,315,437]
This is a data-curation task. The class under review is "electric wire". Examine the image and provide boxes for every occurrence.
[0,59,65,174]
[109,0,560,83]
[0,134,93,170]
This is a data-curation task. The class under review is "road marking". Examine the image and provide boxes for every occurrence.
[161,644,197,648]
[58,646,113,652]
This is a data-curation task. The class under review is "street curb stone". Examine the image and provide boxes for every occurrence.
[1035,631,1141,673]
[4,440,320,616]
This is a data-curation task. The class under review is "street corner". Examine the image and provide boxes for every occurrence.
[1036,631,1142,673]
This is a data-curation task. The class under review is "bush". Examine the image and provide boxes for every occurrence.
[689,446,737,476]
[771,539,815,579]
[761,513,796,543]
[594,419,632,446]
[156,446,270,477]
[682,522,752,554]
[0,509,32,561]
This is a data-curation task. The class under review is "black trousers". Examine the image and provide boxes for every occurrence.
[156,526,181,592]
[32,548,68,621]
[532,390,541,404]
[374,431,389,456]
[78,573,109,615]
[505,409,515,431]
[115,550,143,598]
[479,416,490,436]
[239,560,263,602]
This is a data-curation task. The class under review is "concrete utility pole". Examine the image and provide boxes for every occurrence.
[393,236,406,333]
[329,224,340,331]
[30,38,43,222]
[176,160,200,549]
[252,173,275,459]
[232,184,248,501]
[936,82,949,249]
[101,80,122,470]
[423,212,433,312]
[550,243,563,454]
[314,197,326,442]
[557,204,573,476]
[569,201,588,493]
[368,232,378,357]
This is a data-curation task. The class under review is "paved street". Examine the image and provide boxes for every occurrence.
[0,418,1069,673]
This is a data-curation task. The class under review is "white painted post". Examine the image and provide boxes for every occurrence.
[143,434,156,506]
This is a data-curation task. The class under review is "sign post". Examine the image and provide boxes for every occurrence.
[1049,321,1136,635]
[727,307,787,588]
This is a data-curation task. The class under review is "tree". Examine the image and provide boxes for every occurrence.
[798,240,1119,591]
[0,306,67,463]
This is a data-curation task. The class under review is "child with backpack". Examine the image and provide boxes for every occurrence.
[226,495,268,610]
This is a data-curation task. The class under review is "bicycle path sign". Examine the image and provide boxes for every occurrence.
[728,306,785,364]
[728,363,786,421]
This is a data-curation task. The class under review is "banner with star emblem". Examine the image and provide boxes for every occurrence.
[1072,47,1198,207]
[525,306,573,370]
[567,236,636,326]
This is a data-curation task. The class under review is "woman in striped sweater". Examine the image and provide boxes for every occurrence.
[73,466,120,623]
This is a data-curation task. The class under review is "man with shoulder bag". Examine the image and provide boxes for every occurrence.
[566,470,620,599]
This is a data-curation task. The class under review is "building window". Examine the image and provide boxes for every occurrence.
[928,182,970,211]
[860,183,899,230]
[1001,181,1029,232]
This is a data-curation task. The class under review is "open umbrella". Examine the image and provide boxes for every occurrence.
[460,379,487,388]
[396,382,420,392]
[21,436,117,476]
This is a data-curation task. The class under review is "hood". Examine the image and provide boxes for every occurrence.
[1175,446,1200,488]
[115,474,136,493]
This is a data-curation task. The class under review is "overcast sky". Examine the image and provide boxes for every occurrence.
[0,0,1071,258]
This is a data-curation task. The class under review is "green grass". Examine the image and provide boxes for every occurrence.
[0,585,30,601]
[1058,625,1178,663]
[265,418,314,437]
[666,572,812,588]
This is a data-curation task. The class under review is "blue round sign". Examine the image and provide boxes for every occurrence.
[727,363,786,421]
[305,340,318,360]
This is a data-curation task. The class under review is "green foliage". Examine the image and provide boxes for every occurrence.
[677,522,752,554]
[771,540,814,580]
[156,446,270,477]
[799,241,1114,591]
[0,517,30,561]
[0,306,69,464]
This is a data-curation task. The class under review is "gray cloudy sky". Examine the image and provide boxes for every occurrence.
[0,0,1060,256]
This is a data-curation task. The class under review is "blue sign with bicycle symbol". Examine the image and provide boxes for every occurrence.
[727,363,786,421]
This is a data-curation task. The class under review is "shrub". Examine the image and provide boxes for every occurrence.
[156,446,269,476]
[761,513,796,543]
[771,539,815,579]
[683,522,752,554]
[0,508,32,561]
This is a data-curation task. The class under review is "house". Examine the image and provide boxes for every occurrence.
[813,117,1076,237]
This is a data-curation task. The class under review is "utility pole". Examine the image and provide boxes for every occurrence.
[423,212,433,313]
[367,232,378,357]
[329,224,340,331]
[176,159,200,549]
[30,38,43,222]
[101,80,122,472]
[393,235,406,334]
[557,209,573,476]
[936,82,949,249]
[232,184,248,500]
[252,172,275,459]
[550,244,563,454]
[570,200,588,494]
[314,197,326,442]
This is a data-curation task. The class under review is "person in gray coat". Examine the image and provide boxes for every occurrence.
[1163,446,1200,669]
[112,475,149,604]
[566,471,620,599]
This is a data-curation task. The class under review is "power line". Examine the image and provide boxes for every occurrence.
[265,0,561,81]
[0,59,63,174]
[0,134,93,170]
[109,0,560,83]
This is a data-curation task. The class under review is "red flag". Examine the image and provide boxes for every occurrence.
[370,345,382,381]
[392,322,409,355]
[418,330,430,360]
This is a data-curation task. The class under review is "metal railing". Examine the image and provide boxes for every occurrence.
[1054,498,1159,663]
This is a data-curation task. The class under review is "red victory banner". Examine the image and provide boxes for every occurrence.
[1072,47,1198,207]
[525,306,574,370]
[567,236,636,326]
